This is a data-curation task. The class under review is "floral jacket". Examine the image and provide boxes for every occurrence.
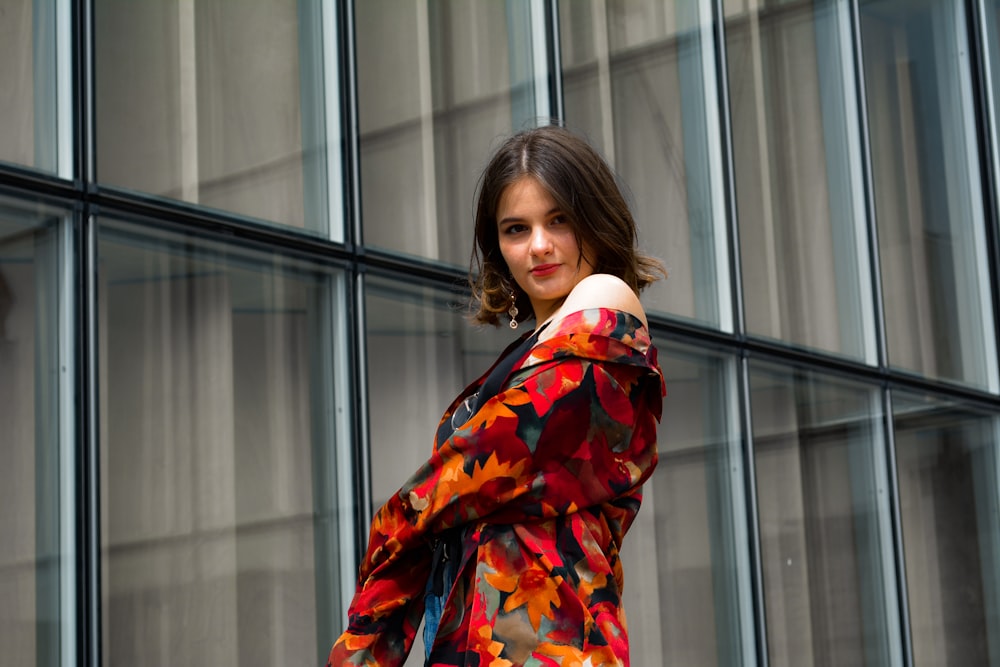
[327,308,664,667]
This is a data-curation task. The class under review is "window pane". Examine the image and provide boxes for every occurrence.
[0,197,73,667]
[860,0,999,390]
[0,0,66,173]
[98,220,352,666]
[357,1,547,264]
[726,0,875,360]
[94,1,336,236]
[750,364,901,666]
[626,341,753,665]
[364,275,511,507]
[892,392,1000,665]
[559,1,733,330]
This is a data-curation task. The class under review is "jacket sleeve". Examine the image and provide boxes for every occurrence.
[327,350,661,666]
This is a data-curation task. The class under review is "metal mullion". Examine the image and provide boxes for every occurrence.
[55,212,78,667]
[711,0,746,340]
[77,211,99,667]
[737,353,768,667]
[352,269,373,565]
[880,387,915,667]
[708,5,760,661]
[847,1,889,371]
[530,0,552,120]
[309,267,357,658]
[340,0,363,250]
[545,0,565,123]
[969,0,1000,396]
[74,0,98,663]
[76,0,94,187]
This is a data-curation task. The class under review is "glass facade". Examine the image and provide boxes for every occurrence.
[94,0,342,237]
[2,1,1000,666]
[892,393,1000,666]
[750,364,900,666]
[96,219,352,666]
[860,0,998,390]
[727,0,874,360]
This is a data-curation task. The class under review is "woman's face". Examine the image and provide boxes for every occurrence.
[496,176,594,324]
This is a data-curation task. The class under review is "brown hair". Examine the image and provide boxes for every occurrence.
[470,125,665,326]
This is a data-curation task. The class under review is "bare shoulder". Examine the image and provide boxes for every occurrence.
[556,273,648,328]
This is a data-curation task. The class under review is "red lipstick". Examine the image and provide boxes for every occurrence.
[530,264,559,276]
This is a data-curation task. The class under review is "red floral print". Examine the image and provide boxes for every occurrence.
[327,308,664,666]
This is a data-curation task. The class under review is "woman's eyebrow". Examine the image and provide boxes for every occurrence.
[498,208,561,225]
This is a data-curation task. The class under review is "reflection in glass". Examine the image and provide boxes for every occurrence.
[364,275,511,506]
[0,0,67,173]
[98,220,351,666]
[94,1,338,235]
[0,198,73,667]
[860,0,998,390]
[892,393,1000,666]
[356,1,549,264]
[726,0,874,360]
[559,1,732,329]
[749,363,900,666]
[626,341,752,665]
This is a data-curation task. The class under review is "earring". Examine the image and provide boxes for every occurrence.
[507,290,519,329]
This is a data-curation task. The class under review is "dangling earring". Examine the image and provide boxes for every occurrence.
[507,290,519,329]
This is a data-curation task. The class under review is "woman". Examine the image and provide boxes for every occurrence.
[327,125,665,666]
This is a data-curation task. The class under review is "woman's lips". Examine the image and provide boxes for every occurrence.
[530,264,560,276]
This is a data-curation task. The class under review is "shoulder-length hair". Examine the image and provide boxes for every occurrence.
[469,125,665,326]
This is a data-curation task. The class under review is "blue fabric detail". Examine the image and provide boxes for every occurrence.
[424,553,456,662]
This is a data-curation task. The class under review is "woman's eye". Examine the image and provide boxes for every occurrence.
[503,224,527,234]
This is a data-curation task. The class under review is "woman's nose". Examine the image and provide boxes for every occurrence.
[529,227,553,256]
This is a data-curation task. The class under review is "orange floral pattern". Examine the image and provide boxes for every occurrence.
[327,308,664,666]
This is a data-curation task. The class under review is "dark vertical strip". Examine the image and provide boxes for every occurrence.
[76,0,100,665]
[966,5,1000,658]
[78,212,100,667]
[340,0,371,571]
[848,0,888,369]
[350,269,372,578]
[340,0,363,250]
[79,0,95,186]
[713,3,761,663]
[546,0,565,123]
[881,388,914,667]
[711,0,745,339]
[737,354,769,667]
